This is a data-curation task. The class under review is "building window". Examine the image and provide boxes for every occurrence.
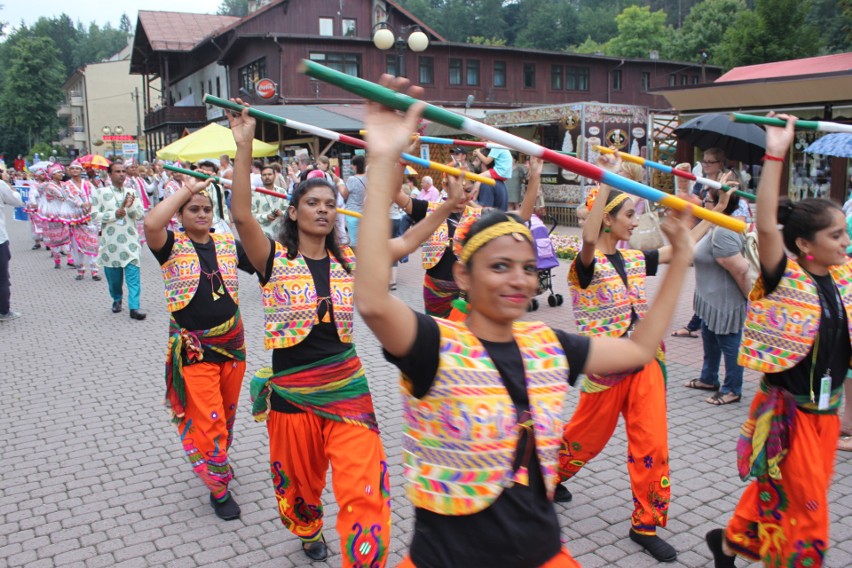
[449,58,462,85]
[216,77,221,97]
[309,52,361,77]
[691,75,699,84]
[523,63,535,88]
[200,82,204,97]
[466,60,480,86]
[668,74,677,87]
[566,67,589,91]
[612,70,622,91]
[419,56,434,85]
[641,72,650,92]
[680,74,688,85]
[319,17,334,36]
[493,61,506,88]
[385,54,398,77]
[551,65,563,90]
[239,58,267,94]
[342,18,356,36]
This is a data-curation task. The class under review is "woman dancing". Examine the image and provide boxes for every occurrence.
[706,115,851,567]
[144,176,254,521]
[356,76,694,568]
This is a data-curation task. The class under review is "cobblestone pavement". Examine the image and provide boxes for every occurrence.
[2,211,851,568]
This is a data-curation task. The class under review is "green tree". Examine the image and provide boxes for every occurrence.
[715,0,820,68]
[571,36,607,54]
[0,36,65,150]
[514,0,579,51]
[668,0,745,63]
[806,0,851,54]
[576,4,620,44]
[31,14,81,77]
[217,0,248,17]
[605,5,673,58]
[119,13,133,34]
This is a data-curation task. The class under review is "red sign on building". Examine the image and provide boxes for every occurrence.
[255,78,277,100]
[102,135,135,141]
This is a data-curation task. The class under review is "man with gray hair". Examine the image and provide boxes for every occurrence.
[418,175,440,202]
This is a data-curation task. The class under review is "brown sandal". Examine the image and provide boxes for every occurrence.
[707,392,742,405]
[685,379,720,391]
[671,327,699,338]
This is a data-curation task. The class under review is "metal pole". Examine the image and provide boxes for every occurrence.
[134,87,142,162]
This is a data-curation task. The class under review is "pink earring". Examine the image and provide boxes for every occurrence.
[806,254,815,261]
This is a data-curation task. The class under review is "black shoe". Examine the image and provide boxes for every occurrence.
[112,301,122,313]
[54,264,61,269]
[129,309,146,320]
[705,529,737,568]
[553,483,573,503]
[75,274,84,281]
[31,243,41,250]
[209,492,241,521]
[92,275,102,281]
[302,535,328,561]
[629,529,677,563]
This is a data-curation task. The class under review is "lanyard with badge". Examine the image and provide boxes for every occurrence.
[810,278,843,410]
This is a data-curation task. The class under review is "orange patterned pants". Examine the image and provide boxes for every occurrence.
[177,360,245,500]
[267,411,391,568]
[557,359,670,533]
[726,406,839,567]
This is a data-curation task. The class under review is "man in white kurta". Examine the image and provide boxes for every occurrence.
[91,162,146,320]
[252,165,286,237]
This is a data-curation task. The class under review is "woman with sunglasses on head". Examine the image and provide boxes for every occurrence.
[553,154,731,563]
[706,115,851,568]
[144,176,256,522]
[357,75,695,568]
[226,99,463,566]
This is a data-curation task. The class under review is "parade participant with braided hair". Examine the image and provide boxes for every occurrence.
[706,114,851,568]
[226,99,462,566]
[553,154,731,563]
[144,176,255,521]
[357,75,694,568]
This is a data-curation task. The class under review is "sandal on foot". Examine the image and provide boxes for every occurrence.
[707,392,742,405]
[671,327,699,338]
[685,379,720,391]
[302,535,328,561]
[629,529,677,563]
[838,435,852,452]
[705,529,736,568]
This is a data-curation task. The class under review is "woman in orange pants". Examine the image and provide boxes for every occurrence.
[706,115,851,568]
[145,176,254,521]
[555,161,728,563]
[355,76,694,568]
[227,100,461,565]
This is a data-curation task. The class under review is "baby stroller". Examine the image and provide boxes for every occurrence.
[527,214,564,311]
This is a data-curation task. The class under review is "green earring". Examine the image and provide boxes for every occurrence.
[603,227,611,233]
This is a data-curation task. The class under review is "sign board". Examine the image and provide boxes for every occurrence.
[122,143,138,158]
[102,135,135,141]
[255,78,277,100]
[13,181,35,221]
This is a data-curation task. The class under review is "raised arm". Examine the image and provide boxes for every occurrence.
[356,76,425,357]
[516,157,542,222]
[144,178,212,252]
[227,100,272,278]
[756,113,797,271]
[583,208,694,375]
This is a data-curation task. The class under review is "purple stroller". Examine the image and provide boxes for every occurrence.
[527,214,563,311]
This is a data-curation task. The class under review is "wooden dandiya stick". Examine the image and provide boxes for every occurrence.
[164,163,232,186]
[730,113,852,134]
[166,164,363,218]
[203,95,495,187]
[300,59,746,233]
[594,146,755,201]
[254,185,362,218]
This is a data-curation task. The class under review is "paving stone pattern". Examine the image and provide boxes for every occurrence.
[1,211,851,567]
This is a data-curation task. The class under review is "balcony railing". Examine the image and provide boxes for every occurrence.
[58,104,71,116]
[73,131,87,142]
[70,95,84,106]
[144,106,208,131]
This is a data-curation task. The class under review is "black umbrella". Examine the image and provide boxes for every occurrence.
[675,113,766,164]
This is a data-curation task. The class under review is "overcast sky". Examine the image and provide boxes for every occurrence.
[2,1,222,31]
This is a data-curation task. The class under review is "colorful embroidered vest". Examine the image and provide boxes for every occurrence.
[738,258,852,373]
[401,318,568,516]
[261,242,355,350]
[161,232,240,312]
[569,249,648,337]
[421,203,481,270]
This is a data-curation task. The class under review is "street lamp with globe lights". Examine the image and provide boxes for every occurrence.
[101,125,124,160]
[371,23,429,79]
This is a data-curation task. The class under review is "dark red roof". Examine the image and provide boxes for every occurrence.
[716,53,852,83]
[137,11,240,51]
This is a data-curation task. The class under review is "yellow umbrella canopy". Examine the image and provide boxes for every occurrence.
[156,123,278,161]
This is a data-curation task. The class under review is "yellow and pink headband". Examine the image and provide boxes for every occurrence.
[459,220,533,264]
